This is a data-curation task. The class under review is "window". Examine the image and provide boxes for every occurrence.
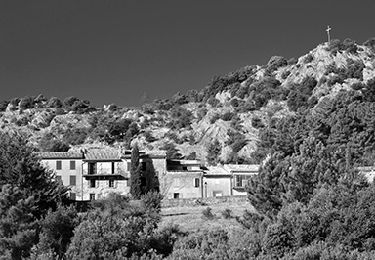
[70,161,76,170]
[109,179,114,188]
[234,175,251,188]
[69,176,76,186]
[173,193,180,199]
[88,163,96,175]
[89,194,95,200]
[235,175,243,187]
[70,193,76,200]
[56,160,62,170]
[55,175,62,182]
[194,178,200,187]
[90,179,96,188]
[111,162,115,174]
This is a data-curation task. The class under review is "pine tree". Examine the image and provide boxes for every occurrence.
[0,132,67,258]
[130,144,142,199]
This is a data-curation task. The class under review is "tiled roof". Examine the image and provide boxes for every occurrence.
[37,152,84,159]
[224,164,260,172]
[84,149,121,161]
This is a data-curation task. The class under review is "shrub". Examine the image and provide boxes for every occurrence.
[196,107,207,121]
[207,97,220,107]
[168,107,193,129]
[161,142,181,159]
[141,192,163,214]
[62,128,88,146]
[0,100,9,111]
[252,117,265,129]
[281,70,291,80]
[265,56,287,75]
[325,39,343,53]
[9,97,20,108]
[221,111,234,121]
[144,131,157,142]
[210,113,221,124]
[202,207,215,220]
[185,152,197,160]
[287,57,298,65]
[303,54,314,63]
[221,209,232,219]
[342,38,357,53]
[364,37,375,51]
[351,82,365,91]
[19,96,34,110]
[47,97,63,108]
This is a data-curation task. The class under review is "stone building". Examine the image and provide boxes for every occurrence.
[163,159,204,199]
[203,164,260,197]
[38,151,85,200]
[39,149,260,201]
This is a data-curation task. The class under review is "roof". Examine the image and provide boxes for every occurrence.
[168,159,201,166]
[84,149,122,161]
[204,166,231,176]
[223,164,260,173]
[37,152,84,160]
[122,150,166,159]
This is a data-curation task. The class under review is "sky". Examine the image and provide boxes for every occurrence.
[1,0,375,107]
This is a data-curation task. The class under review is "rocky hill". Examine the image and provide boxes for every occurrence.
[2,38,375,164]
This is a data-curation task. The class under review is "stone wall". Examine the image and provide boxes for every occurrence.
[161,195,247,208]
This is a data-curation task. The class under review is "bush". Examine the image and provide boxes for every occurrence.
[144,131,157,142]
[265,56,287,75]
[342,38,357,53]
[303,54,314,63]
[221,111,234,121]
[196,107,207,121]
[47,97,63,108]
[210,113,221,124]
[168,107,193,129]
[287,57,298,65]
[221,209,232,219]
[281,70,291,80]
[207,97,220,107]
[252,117,265,129]
[0,100,9,111]
[19,96,34,110]
[202,207,215,220]
[185,152,197,160]
[141,192,163,214]
[364,37,375,51]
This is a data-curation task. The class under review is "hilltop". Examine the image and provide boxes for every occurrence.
[1,38,375,164]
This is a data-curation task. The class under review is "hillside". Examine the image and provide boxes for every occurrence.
[2,38,375,164]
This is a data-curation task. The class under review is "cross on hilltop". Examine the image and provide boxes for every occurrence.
[326,25,332,42]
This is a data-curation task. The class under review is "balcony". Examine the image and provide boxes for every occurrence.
[82,167,129,180]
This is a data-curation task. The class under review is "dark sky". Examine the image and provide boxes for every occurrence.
[1,0,375,107]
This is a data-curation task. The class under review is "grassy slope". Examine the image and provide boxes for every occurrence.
[160,200,255,233]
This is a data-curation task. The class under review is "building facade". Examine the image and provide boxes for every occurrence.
[39,149,260,201]
[163,159,203,199]
[38,151,85,200]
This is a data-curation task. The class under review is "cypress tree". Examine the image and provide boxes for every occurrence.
[130,144,142,199]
